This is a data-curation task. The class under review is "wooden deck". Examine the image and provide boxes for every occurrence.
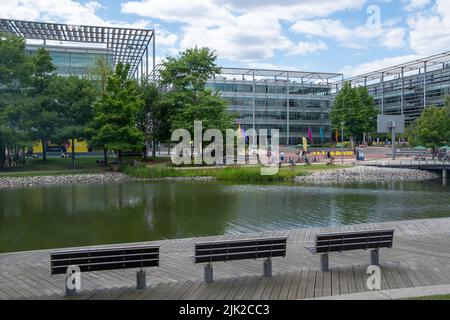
[1,217,450,300]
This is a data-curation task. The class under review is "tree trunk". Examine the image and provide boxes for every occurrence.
[152,138,156,158]
[118,150,122,164]
[71,137,76,169]
[42,139,47,162]
[143,144,148,160]
[0,145,5,170]
[103,148,108,167]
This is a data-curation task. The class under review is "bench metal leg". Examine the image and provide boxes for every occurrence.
[204,263,214,283]
[263,258,272,278]
[370,249,380,266]
[320,253,329,272]
[136,270,147,290]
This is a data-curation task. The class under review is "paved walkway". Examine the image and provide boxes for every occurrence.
[1,217,450,300]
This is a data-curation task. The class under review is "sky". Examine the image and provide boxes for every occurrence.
[1,0,449,78]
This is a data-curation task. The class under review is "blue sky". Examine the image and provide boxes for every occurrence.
[1,0,449,77]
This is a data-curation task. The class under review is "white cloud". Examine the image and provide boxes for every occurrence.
[402,0,432,11]
[340,54,420,77]
[1,0,107,25]
[290,19,406,50]
[289,41,328,56]
[121,0,368,63]
[407,0,450,56]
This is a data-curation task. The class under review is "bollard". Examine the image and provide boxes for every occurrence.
[136,270,147,290]
[370,249,380,266]
[320,253,329,272]
[204,263,214,283]
[263,258,272,278]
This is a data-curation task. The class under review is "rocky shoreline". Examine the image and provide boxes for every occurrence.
[295,166,440,184]
[0,166,442,189]
[0,173,132,190]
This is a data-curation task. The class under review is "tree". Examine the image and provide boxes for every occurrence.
[48,76,96,168]
[160,47,234,138]
[137,82,171,158]
[87,62,144,164]
[22,48,57,162]
[0,33,35,169]
[445,96,450,116]
[331,81,378,148]
[87,56,113,94]
[408,106,450,156]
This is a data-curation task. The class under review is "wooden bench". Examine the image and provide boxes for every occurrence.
[51,244,159,295]
[307,229,394,272]
[193,237,287,283]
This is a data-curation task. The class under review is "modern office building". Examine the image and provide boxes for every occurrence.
[0,18,156,154]
[0,18,156,80]
[336,51,450,124]
[206,68,343,145]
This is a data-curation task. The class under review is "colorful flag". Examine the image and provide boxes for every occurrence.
[307,127,314,144]
[335,128,339,142]
[320,127,324,140]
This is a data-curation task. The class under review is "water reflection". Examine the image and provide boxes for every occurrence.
[0,179,449,253]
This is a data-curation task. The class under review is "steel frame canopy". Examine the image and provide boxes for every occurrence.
[339,51,450,86]
[0,18,155,79]
[218,67,343,84]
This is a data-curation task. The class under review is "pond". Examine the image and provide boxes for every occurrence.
[1,180,449,253]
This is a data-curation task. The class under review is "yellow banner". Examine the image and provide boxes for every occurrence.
[302,137,308,152]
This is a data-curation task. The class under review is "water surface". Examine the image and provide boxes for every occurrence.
[0,180,449,253]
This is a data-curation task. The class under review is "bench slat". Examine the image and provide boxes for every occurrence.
[313,229,394,254]
[50,245,159,275]
[194,237,287,264]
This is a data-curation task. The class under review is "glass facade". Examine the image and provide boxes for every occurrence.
[25,44,114,77]
[207,79,334,145]
[365,64,450,123]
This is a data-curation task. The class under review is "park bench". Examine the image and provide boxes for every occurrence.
[50,244,159,295]
[306,229,394,272]
[193,237,287,283]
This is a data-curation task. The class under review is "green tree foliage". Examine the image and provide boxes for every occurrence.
[47,76,96,168]
[408,106,450,153]
[0,33,35,168]
[88,63,144,163]
[0,33,33,89]
[160,47,235,135]
[21,48,57,161]
[331,81,378,146]
[137,83,172,158]
[87,56,113,94]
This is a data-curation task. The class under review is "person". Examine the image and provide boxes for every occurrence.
[304,154,311,165]
[327,157,335,166]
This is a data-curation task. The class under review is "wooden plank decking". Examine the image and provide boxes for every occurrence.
[1,217,450,300]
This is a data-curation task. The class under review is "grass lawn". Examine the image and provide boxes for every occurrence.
[125,163,350,182]
[0,156,169,177]
[0,157,102,177]
[408,294,450,300]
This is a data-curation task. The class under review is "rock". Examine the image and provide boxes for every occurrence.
[295,166,440,184]
[0,173,132,190]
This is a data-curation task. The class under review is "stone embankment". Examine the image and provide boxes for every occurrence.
[295,166,440,184]
[0,173,131,189]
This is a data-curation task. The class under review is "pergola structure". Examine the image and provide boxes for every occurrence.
[0,18,155,80]
[217,67,343,84]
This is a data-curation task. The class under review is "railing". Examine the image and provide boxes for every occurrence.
[362,159,450,168]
